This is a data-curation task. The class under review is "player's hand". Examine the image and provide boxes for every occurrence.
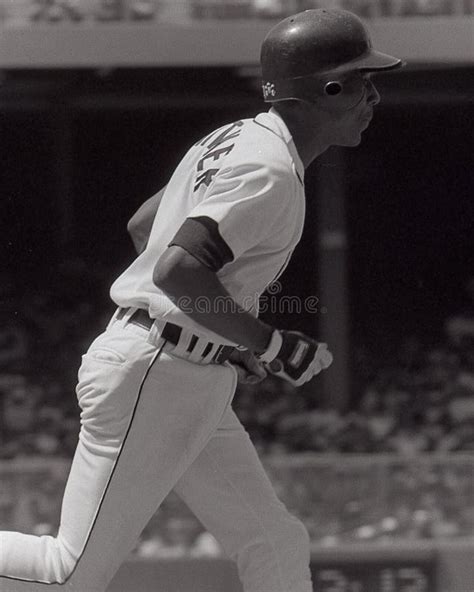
[258,329,333,387]
[228,349,267,385]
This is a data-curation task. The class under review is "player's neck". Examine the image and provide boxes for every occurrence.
[291,129,330,169]
[275,105,331,168]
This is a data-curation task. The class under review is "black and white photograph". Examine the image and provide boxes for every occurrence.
[1,2,473,591]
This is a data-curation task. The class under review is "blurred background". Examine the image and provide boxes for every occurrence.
[1,1,473,591]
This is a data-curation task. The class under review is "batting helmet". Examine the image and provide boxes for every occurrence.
[261,9,403,103]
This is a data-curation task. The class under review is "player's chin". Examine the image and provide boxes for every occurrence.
[338,133,362,148]
[350,134,363,146]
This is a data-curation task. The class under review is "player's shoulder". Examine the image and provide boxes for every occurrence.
[197,111,294,162]
[187,110,303,196]
[226,113,298,178]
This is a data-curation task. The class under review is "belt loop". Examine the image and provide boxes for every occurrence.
[107,308,121,330]
[187,339,211,364]
[213,345,224,364]
[148,318,166,348]
[172,328,194,358]
[121,307,138,325]
[201,343,220,365]
[108,307,137,329]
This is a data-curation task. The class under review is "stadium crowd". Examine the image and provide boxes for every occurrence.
[1,0,471,26]
[1,265,473,553]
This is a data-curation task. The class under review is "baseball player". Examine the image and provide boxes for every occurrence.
[0,9,402,592]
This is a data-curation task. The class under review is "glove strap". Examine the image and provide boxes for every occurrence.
[257,329,283,363]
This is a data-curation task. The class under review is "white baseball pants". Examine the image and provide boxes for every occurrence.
[0,318,312,592]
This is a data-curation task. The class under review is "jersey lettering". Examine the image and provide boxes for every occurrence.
[196,120,244,149]
[194,168,219,191]
[194,121,244,192]
[197,144,234,172]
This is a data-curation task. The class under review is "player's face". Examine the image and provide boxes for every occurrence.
[317,72,381,146]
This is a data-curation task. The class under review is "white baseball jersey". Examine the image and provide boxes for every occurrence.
[110,107,306,345]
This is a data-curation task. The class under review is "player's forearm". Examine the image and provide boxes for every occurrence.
[153,250,272,352]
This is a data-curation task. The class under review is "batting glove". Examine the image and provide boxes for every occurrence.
[257,329,333,387]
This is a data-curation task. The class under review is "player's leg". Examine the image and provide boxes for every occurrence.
[0,325,157,589]
[0,321,237,592]
[173,407,313,592]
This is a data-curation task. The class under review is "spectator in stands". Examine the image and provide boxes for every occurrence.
[384,409,430,455]
[0,273,28,375]
[357,387,396,448]
[1,378,40,451]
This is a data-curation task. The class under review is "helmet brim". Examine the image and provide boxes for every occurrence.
[330,48,404,74]
[357,49,404,71]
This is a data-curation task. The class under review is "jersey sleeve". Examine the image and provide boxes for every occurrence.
[169,162,293,270]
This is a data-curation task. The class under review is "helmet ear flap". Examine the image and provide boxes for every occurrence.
[324,81,343,96]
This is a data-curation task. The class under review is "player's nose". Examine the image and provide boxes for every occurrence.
[366,79,380,106]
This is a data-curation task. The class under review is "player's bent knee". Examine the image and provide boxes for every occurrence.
[280,515,311,557]
[273,517,312,591]
[235,515,311,592]
[241,513,311,568]
[0,532,78,585]
[38,535,78,584]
